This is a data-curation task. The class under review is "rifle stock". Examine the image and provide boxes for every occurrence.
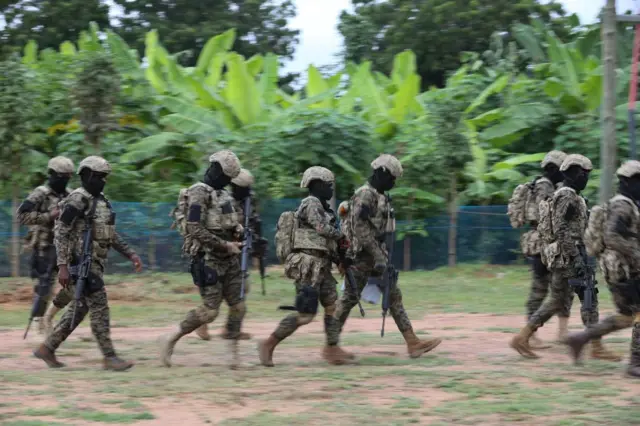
[380,196,397,338]
[568,245,597,315]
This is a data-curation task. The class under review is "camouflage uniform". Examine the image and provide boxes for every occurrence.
[34,156,139,371]
[17,156,75,336]
[511,154,616,359]
[162,150,246,369]
[259,166,349,366]
[520,151,570,348]
[334,155,441,361]
[198,168,257,341]
[565,160,640,373]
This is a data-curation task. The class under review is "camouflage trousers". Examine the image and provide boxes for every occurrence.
[178,257,246,338]
[632,314,640,367]
[272,273,339,344]
[44,285,116,358]
[334,253,413,342]
[582,280,640,340]
[31,272,57,317]
[526,255,571,319]
[528,268,599,331]
[51,287,73,309]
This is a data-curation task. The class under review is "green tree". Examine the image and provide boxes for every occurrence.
[338,0,572,89]
[0,0,110,59]
[112,0,299,68]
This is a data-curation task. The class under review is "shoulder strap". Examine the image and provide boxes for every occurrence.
[85,196,100,227]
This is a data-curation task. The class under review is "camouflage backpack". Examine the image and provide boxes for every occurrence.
[507,180,537,228]
[169,188,189,237]
[275,211,297,263]
[537,186,574,245]
[584,195,637,257]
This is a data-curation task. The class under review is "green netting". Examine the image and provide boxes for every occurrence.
[0,200,524,277]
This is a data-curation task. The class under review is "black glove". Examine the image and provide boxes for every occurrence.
[573,258,587,278]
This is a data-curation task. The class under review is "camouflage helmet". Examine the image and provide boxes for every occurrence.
[371,154,403,178]
[77,156,112,175]
[541,150,567,168]
[300,166,334,188]
[560,154,593,172]
[616,160,640,178]
[47,156,74,174]
[231,168,254,188]
[209,149,241,178]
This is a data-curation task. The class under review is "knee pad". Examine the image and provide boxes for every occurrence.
[229,301,247,318]
[199,307,219,324]
[296,285,319,315]
[297,313,315,326]
[324,303,336,316]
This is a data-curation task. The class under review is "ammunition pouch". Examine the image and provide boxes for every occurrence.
[68,263,104,296]
[530,255,547,277]
[295,284,319,314]
[190,254,217,288]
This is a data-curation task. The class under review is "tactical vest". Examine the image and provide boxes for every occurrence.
[25,185,69,251]
[187,183,239,250]
[292,196,332,252]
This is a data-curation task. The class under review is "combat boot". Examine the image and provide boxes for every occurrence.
[590,339,622,362]
[402,329,442,359]
[510,325,539,359]
[42,304,60,337]
[557,317,569,342]
[258,334,280,367]
[161,328,188,367]
[563,330,591,364]
[195,324,210,341]
[529,332,551,350]
[33,343,65,368]
[103,356,134,371]
[322,345,350,365]
[627,321,640,378]
[221,329,251,340]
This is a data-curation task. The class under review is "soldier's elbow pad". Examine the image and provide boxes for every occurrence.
[60,205,81,226]
[187,204,202,222]
[17,200,36,214]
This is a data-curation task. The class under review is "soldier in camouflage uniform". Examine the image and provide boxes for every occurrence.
[333,154,442,362]
[195,168,256,341]
[258,166,351,366]
[161,150,246,369]
[520,150,570,349]
[564,160,640,376]
[17,156,75,336]
[510,154,618,360]
[33,156,143,371]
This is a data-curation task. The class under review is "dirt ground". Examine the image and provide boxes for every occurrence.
[2,312,639,426]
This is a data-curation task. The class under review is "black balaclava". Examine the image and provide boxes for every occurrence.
[543,164,563,185]
[369,167,396,193]
[309,179,334,208]
[48,169,70,194]
[619,174,640,202]
[563,165,589,192]
[231,183,251,201]
[80,169,107,197]
[204,162,231,190]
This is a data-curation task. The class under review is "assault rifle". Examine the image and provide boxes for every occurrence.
[23,246,57,339]
[240,196,253,300]
[69,197,99,329]
[380,197,399,337]
[252,236,268,295]
[568,245,597,313]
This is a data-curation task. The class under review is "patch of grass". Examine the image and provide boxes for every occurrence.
[391,396,423,409]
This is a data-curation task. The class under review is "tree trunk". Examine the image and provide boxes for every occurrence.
[599,0,617,204]
[11,186,20,277]
[448,174,458,267]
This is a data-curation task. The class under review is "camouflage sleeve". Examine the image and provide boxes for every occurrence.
[111,232,136,259]
[17,188,51,226]
[604,201,640,260]
[185,185,228,251]
[553,193,580,260]
[300,198,342,240]
[54,192,86,266]
[352,189,386,263]
[534,180,555,205]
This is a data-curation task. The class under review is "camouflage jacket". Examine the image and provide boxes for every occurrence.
[54,188,135,276]
[18,184,70,253]
[292,195,342,260]
[342,182,391,264]
[185,182,242,260]
[550,186,588,260]
[602,195,640,276]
